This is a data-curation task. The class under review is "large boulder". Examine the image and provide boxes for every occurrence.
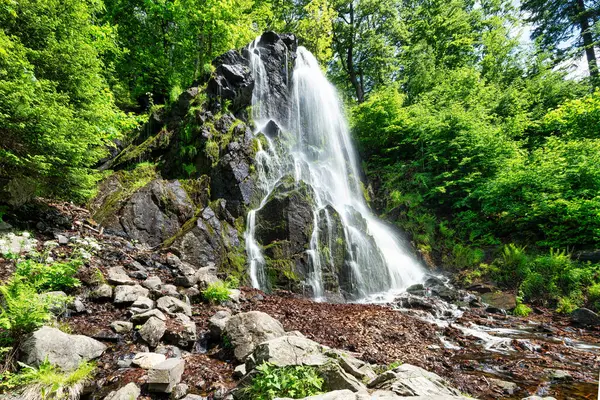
[254,177,315,291]
[367,364,463,397]
[248,335,329,370]
[95,179,194,247]
[168,204,243,269]
[104,383,141,400]
[571,308,600,326]
[20,327,106,371]
[224,311,285,361]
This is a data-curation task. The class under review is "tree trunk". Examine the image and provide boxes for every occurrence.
[577,0,598,78]
[346,3,364,102]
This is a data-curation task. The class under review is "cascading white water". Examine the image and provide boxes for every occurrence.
[245,37,424,300]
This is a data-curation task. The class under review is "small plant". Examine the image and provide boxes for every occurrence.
[0,280,51,337]
[374,360,403,374]
[0,359,95,399]
[556,296,578,314]
[512,303,532,317]
[240,362,323,400]
[225,275,240,289]
[202,281,230,303]
[15,259,82,292]
[587,282,600,310]
[91,268,106,285]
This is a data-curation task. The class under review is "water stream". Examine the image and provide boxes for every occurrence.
[244,37,424,300]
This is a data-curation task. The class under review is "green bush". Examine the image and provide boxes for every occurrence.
[241,362,323,400]
[512,303,532,317]
[588,283,600,310]
[0,280,51,337]
[447,244,484,269]
[14,260,82,293]
[0,359,95,399]
[492,244,530,288]
[202,281,231,303]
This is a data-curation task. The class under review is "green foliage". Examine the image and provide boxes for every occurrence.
[521,0,599,78]
[101,0,269,107]
[202,281,231,303]
[0,359,95,399]
[512,303,532,317]
[241,362,323,400]
[14,260,81,293]
[0,280,51,337]
[447,244,484,269]
[0,0,138,205]
[491,244,530,288]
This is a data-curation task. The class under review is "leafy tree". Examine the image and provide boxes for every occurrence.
[521,0,599,79]
[102,0,269,108]
[331,0,405,102]
[0,0,135,205]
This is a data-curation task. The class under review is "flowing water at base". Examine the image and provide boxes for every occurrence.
[244,37,424,300]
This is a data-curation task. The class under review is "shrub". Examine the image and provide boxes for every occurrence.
[241,362,323,400]
[512,303,532,317]
[556,296,580,314]
[0,359,95,399]
[0,280,52,337]
[14,260,81,292]
[448,244,484,269]
[588,283,600,310]
[202,281,230,303]
[492,244,530,288]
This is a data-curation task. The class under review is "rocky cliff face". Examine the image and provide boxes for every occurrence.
[90,33,317,289]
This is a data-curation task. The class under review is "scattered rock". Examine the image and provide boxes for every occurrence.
[172,383,189,399]
[208,310,231,338]
[20,326,106,371]
[481,292,517,311]
[131,352,166,369]
[104,382,141,400]
[157,296,192,317]
[164,313,197,348]
[195,266,221,290]
[233,364,246,379]
[367,364,462,397]
[139,316,167,347]
[321,363,366,392]
[90,284,113,300]
[107,266,134,285]
[111,321,133,333]
[143,276,163,290]
[571,308,600,326]
[489,378,517,394]
[130,296,155,314]
[148,358,185,393]
[224,311,285,361]
[114,284,149,304]
[131,309,167,324]
[549,369,572,381]
[275,390,355,400]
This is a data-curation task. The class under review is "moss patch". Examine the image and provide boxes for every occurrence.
[92,162,158,224]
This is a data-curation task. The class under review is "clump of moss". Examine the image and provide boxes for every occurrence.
[92,162,158,224]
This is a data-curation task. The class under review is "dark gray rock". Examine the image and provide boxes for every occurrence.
[119,180,195,247]
[139,316,167,347]
[255,178,315,291]
[571,308,600,326]
[163,313,197,349]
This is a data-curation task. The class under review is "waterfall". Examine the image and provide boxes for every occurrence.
[245,37,424,301]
